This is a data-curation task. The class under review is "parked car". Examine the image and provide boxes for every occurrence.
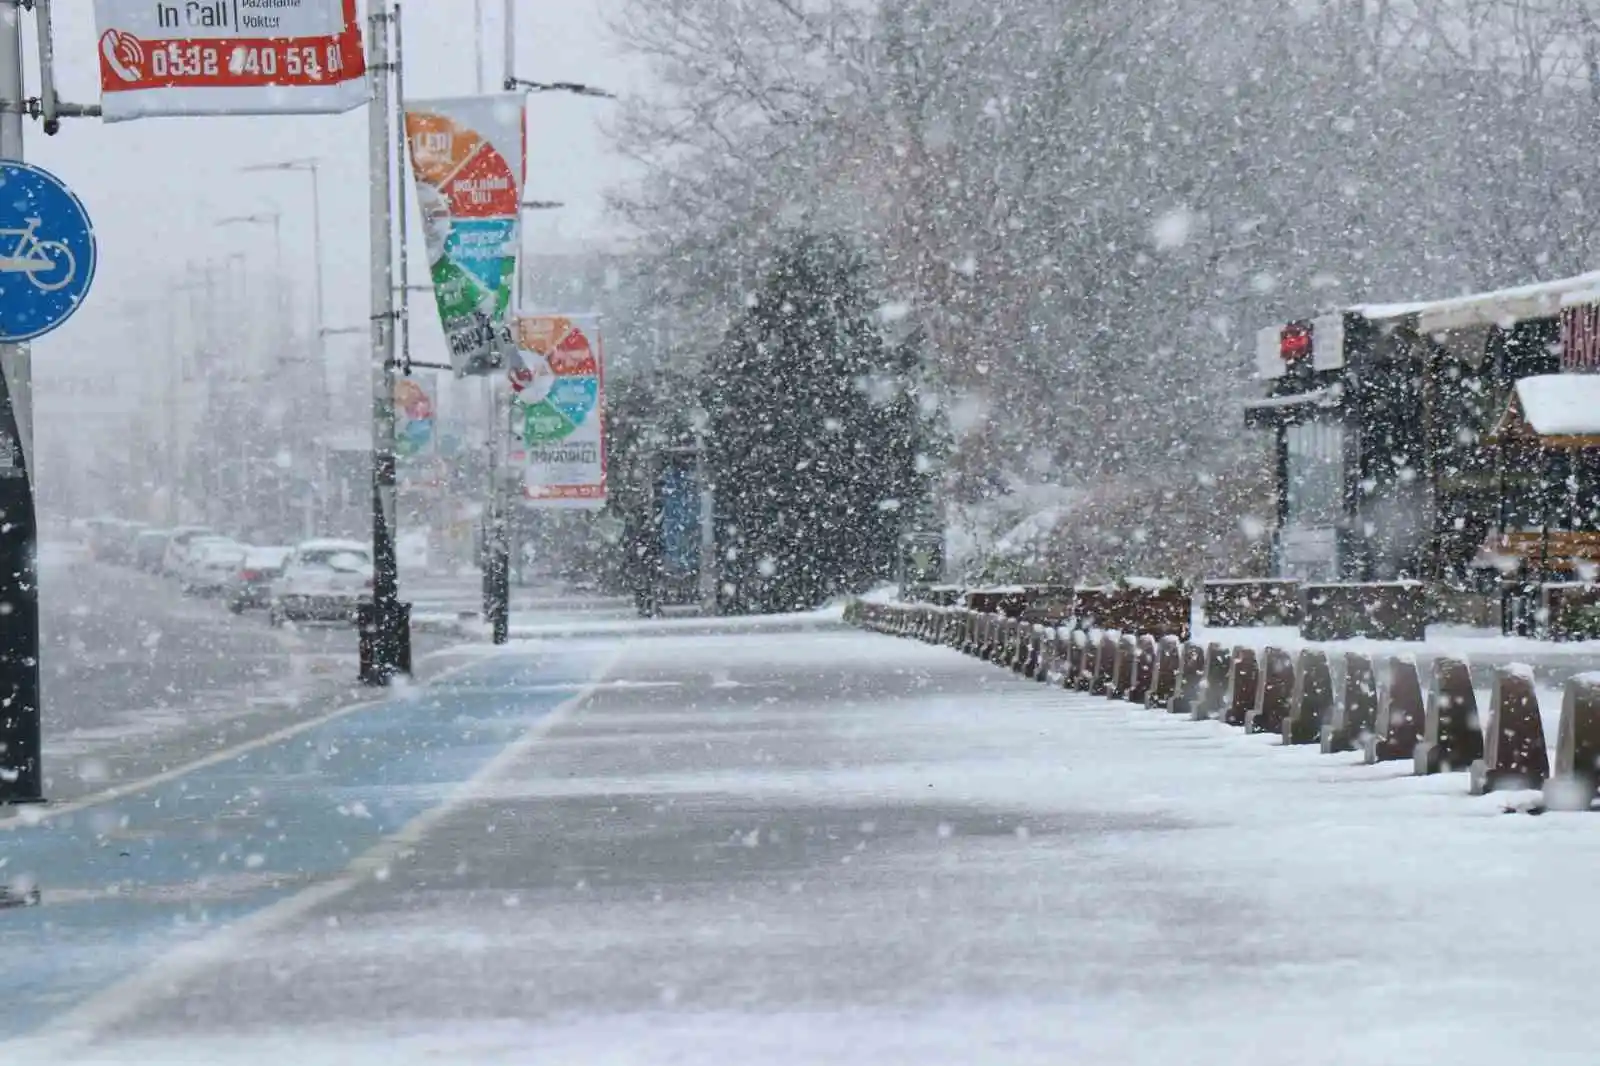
[180,537,248,596]
[131,528,173,572]
[269,539,374,626]
[90,518,147,565]
[160,526,216,576]
[225,545,294,613]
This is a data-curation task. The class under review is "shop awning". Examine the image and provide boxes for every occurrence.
[1490,374,1600,447]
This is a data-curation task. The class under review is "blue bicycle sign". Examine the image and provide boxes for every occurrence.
[0,217,77,292]
[0,163,95,342]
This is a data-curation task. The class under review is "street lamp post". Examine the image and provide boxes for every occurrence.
[240,159,329,421]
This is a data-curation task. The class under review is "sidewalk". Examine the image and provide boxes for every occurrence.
[9,624,1600,1063]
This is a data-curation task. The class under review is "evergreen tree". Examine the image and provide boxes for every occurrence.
[705,233,920,613]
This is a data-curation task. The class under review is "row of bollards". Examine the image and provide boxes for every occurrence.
[846,600,1600,812]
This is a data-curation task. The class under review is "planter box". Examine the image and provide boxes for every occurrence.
[1074,581,1190,641]
[1201,579,1301,627]
[1301,581,1429,642]
[1542,584,1600,642]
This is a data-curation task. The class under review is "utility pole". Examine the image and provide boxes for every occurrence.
[0,0,39,804]
[478,0,510,643]
[364,0,409,683]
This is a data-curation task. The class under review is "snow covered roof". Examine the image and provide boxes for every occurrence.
[1412,270,1600,333]
[1513,375,1600,437]
[1341,270,1600,333]
[1491,374,1600,444]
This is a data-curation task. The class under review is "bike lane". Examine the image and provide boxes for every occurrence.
[0,644,611,1041]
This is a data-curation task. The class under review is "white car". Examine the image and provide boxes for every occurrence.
[269,539,375,626]
[160,526,217,576]
[179,537,248,596]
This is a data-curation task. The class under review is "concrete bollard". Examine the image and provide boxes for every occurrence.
[1112,634,1137,701]
[1324,652,1377,754]
[1020,624,1041,677]
[1128,634,1157,704]
[1365,656,1425,764]
[1064,629,1085,689]
[1283,648,1333,745]
[1150,635,1181,709]
[1415,656,1483,776]
[1470,665,1547,795]
[1201,642,1230,720]
[1092,632,1118,695]
[1040,628,1065,683]
[1223,646,1259,728]
[1076,629,1098,691]
[1246,646,1294,736]
[1171,641,1206,717]
[1012,621,1032,674]
[1545,673,1600,810]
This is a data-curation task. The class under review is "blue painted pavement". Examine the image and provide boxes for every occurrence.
[0,647,602,1040]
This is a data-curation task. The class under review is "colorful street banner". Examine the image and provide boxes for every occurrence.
[509,314,606,508]
[394,377,435,458]
[93,0,367,121]
[404,94,525,377]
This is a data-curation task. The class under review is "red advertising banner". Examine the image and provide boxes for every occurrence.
[94,0,366,120]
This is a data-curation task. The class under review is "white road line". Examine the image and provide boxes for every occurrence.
[23,640,623,1055]
[0,644,514,832]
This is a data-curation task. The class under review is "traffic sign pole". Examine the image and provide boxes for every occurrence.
[0,0,39,804]
[361,0,409,685]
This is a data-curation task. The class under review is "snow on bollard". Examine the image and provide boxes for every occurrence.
[1150,635,1181,709]
[1127,634,1157,704]
[1283,648,1333,745]
[1324,652,1377,754]
[1246,646,1295,736]
[1201,642,1230,720]
[1222,646,1259,728]
[1038,627,1065,683]
[1172,641,1206,717]
[1545,673,1600,811]
[1415,656,1483,776]
[1364,656,1425,764]
[1092,632,1118,695]
[1066,629,1088,689]
[1470,664,1547,796]
[1111,634,1138,701]
[1016,623,1035,675]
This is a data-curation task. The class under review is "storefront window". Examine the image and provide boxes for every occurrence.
[1285,422,1344,528]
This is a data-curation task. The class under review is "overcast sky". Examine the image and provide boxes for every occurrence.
[27,1,644,413]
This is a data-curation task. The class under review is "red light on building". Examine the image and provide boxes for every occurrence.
[1280,322,1312,362]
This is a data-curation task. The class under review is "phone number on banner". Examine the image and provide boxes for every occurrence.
[121,40,350,87]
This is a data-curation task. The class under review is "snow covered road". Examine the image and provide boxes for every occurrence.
[7,620,1600,1064]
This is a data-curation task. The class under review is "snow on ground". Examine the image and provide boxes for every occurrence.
[17,625,1600,1064]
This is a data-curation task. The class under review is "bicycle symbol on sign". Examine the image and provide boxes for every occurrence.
[0,218,76,292]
